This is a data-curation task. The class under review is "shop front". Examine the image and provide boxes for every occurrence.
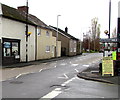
[2,38,20,65]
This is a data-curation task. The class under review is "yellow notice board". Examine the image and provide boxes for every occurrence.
[102,57,114,76]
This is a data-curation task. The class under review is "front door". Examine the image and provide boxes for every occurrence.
[2,38,20,65]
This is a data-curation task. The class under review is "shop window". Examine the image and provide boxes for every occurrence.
[3,41,19,58]
[12,42,19,58]
[3,42,11,57]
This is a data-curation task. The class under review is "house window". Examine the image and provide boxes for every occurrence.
[46,31,50,37]
[70,48,73,52]
[74,48,76,52]
[74,41,76,44]
[46,46,50,52]
[37,28,41,36]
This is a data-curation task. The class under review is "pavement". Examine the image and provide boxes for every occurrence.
[1,57,67,68]
[77,65,120,85]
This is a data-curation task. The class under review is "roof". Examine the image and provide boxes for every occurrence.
[28,14,51,30]
[1,3,52,30]
[1,4,35,25]
[50,26,79,41]
[28,14,47,27]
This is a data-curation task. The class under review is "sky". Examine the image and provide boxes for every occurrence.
[0,0,120,40]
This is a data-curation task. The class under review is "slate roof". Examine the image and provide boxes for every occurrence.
[28,14,51,30]
[1,4,34,25]
[50,26,79,41]
[1,3,50,29]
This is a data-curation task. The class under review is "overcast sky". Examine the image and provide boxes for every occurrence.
[0,0,119,40]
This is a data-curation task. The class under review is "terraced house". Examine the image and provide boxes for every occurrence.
[0,3,61,66]
[17,6,61,60]
[0,3,81,66]
[0,3,36,65]
[50,26,82,56]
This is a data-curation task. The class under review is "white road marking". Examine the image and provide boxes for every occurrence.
[15,72,30,79]
[16,74,22,79]
[41,77,76,99]
[54,66,57,68]
[58,74,68,79]
[83,65,89,67]
[72,64,78,67]
[64,74,68,79]
[41,88,62,99]
[54,88,61,91]
[74,69,79,73]
[39,69,43,72]
[61,77,76,86]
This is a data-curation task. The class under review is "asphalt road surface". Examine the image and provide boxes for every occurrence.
[1,53,119,99]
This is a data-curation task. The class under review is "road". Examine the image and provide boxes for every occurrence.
[1,53,119,99]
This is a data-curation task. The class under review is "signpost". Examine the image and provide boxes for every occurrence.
[100,38,118,43]
[117,2,120,60]
[102,57,114,76]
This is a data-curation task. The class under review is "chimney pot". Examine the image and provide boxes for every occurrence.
[65,27,68,33]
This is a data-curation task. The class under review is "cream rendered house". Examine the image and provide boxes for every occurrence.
[26,14,61,60]
[37,27,61,60]
[0,3,36,65]
[0,3,61,65]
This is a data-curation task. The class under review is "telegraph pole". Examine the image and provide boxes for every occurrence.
[108,0,111,39]
[117,1,120,60]
[26,0,28,62]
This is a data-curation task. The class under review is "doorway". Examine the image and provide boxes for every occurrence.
[2,38,20,65]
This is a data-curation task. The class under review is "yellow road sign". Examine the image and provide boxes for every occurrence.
[102,57,114,76]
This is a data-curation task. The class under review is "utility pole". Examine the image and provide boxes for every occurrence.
[26,0,28,62]
[108,0,111,39]
[117,1,120,60]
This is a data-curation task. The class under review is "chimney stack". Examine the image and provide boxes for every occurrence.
[17,6,29,13]
[65,27,68,33]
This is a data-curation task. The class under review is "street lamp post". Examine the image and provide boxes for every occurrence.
[56,15,61,57]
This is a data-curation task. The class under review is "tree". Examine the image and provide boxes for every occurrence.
[112,27,117,38]
[91,17,101,51]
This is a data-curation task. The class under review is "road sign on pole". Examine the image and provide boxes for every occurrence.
[117,2,120,60]
[102,57,114,76]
